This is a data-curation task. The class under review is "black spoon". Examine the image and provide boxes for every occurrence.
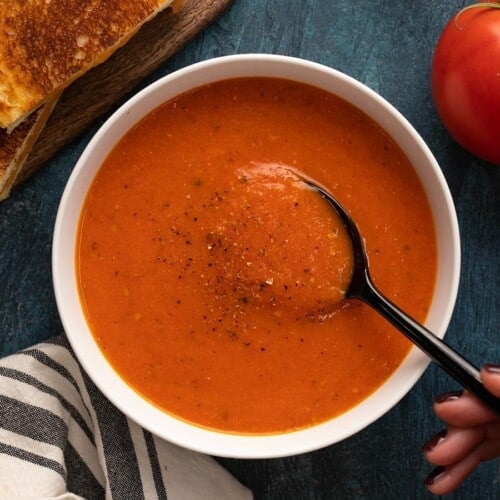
[307,180,500,415]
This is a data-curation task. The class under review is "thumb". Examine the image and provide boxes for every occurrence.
[481,365,500,398]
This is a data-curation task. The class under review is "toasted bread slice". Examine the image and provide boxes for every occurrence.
[0,95,60,201]
[0,0,175,130]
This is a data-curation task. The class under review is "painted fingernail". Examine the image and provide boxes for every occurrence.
[424,465,446,486]
[422,429,447,452]
[484,364,500,374]
[434,390,463,404]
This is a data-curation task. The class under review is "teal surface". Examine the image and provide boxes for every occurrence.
[0,1,498,498]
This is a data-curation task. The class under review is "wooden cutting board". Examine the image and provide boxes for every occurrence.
[14,0,233,186]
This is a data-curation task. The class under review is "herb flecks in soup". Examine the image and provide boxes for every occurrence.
[77,78,437,433]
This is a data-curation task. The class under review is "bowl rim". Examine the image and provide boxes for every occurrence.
[53,53,461,458]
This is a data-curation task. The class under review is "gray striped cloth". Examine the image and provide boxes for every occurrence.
[0,336,252,499]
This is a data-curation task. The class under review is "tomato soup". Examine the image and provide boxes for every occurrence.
[77,78,437,433]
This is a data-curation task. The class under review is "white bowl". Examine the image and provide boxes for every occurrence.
[53,54,460,458]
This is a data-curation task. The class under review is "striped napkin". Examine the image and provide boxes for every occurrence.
[0,336,252,499]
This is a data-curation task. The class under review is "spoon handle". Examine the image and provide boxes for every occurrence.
[357,276,500,415]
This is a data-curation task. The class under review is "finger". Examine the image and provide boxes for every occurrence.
[479,438,500,461]
[481,364,500,397]
[484,420,500,440]
[424,439,500,495]
[423,439,489,495]
[422,426,484,466]
[433,391,499,427]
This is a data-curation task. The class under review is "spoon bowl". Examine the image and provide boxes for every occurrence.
[307,180,500,415]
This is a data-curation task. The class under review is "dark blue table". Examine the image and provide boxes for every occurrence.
[1,1,498,498]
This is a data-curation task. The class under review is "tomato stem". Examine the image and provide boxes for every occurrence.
[454,2,500,29]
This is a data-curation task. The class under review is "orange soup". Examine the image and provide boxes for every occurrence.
[77,78,437,433]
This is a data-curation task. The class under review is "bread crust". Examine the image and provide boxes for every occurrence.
[0,95,60,200]
[0,0,175,129]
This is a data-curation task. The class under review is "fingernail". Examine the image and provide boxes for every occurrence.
[424,465,446,486]
[434,390,463,404]
[484,364,500,374]
[422,429,447,452]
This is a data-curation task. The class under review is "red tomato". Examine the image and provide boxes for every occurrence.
[431,4,500,164]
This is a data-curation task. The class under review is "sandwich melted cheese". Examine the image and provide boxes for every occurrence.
[0,0,176,130]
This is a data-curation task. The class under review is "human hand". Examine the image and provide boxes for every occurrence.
[422,364,500,495]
